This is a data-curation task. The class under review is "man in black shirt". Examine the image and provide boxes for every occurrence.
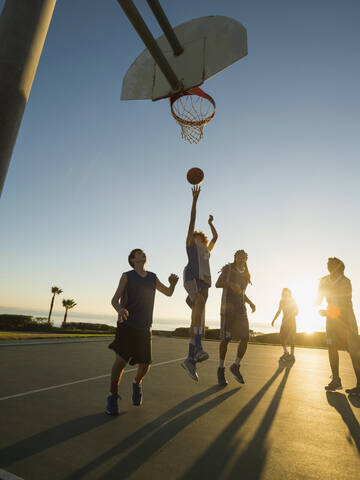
[106,248,178,414]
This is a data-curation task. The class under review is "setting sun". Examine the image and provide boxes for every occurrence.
[289,280,324,333]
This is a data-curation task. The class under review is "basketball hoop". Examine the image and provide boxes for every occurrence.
[169,87,216,144]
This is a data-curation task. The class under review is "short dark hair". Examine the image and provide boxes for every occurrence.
[328,257,345,274]
[128,248,143,268]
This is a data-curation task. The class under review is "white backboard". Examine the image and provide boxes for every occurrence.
[121,15,248,101]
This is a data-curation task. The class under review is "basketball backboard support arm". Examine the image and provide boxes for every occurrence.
[117,0,182,92]
[145,0,183,56]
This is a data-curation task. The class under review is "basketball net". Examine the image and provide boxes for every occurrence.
[169,87,216,144]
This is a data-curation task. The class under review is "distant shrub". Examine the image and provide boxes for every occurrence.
[172,327,190,338]
[64,322,115,332]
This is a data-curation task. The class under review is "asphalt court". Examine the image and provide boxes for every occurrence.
[1,337,360,479]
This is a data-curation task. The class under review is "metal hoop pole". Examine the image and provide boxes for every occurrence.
[117,0,181,92]
[146,0,183,56]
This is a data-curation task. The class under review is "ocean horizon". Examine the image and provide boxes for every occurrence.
[0,306,277,334]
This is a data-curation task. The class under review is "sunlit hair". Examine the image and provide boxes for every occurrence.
[219,250,252,285]
[281,288,292,298]
[235,249,252,285]
[328,257,345,275]
[193,230,208,246]
[128,248,143,268]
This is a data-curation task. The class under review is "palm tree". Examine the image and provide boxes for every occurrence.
[62,299,77,327]
[47,286,63,324]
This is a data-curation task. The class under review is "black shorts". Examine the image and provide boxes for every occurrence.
[326,317,360,353]
[220,306,249,341]
[109,324,152,365]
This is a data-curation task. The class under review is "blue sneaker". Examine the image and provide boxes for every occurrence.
[132,382,143,406]
[106,393,120,415]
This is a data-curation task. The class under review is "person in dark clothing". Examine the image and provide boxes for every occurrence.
[106,248,178,414]
[315,257,360,395]
[215,250,256,385]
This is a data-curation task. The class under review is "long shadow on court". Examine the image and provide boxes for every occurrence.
[0,413,118,467]
[180,364,291,480]
[98,388,240,480]
[65,385,229,479]
[326,391,360,454]
[0,385,221,470]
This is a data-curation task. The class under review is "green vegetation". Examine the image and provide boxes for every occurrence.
[0,314,116,335]
[48,286,63,324]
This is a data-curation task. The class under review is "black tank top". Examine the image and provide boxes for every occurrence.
[121,270,157,330]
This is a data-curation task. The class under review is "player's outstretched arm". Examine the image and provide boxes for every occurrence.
[208,215,218,251]
[245,295,256,313]
[271,303,281,326]
[186,186,200,247]
[111,273,129,323]
[156,274,179,297]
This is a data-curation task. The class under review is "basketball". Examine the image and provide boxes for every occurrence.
[187,167,204,185]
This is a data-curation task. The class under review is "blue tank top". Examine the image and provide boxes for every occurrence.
[121,270,157,330]
[184,243,211,286]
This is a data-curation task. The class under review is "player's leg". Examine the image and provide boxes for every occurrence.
[217,315,230,385]
[107,325,133,414]
[106,354,127,415]
[218,340,230,386]
[132,363,151,406]
[345,333,360,395]
[279,322,290,361]
[131,329,152,405]
[325,345,342,390]
[192,287,209,362]
[229,314,249,384]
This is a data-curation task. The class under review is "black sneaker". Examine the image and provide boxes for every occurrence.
[217,367,228,386]
[106,393,120,415]
[280,352,290,362]
[230,363,245,384]
[132,382,143,406]
[181,358,199,382]
[325,377,342,391]
[345,386,360,396]
[194,348,209,363]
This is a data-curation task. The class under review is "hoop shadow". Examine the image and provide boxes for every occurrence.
[326,391,360,453]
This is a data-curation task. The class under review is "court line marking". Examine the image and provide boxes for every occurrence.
[0,468,24,480]
[0,357,186,402]
[0,338,112,347]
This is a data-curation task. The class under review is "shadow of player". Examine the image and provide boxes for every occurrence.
[180,363,292,480]
[326,391,360,454]
[65,384,234,479]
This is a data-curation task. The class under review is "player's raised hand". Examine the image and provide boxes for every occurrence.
[169,274,179,286]
[192,185,201,200]
[117,308,129,324]
[208,214,214,225]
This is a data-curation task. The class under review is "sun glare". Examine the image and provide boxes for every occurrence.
[290,280,324,333]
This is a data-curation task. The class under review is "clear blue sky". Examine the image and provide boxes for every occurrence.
[1,0,360,332]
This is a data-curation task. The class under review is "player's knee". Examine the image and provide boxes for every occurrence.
[195,294,205,308]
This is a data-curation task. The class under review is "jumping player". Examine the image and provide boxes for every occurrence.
[106,248,178,414]
[315,257,360,395]
[181,185,218,381]
[271,288,298,363]
[215,250,256,385]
